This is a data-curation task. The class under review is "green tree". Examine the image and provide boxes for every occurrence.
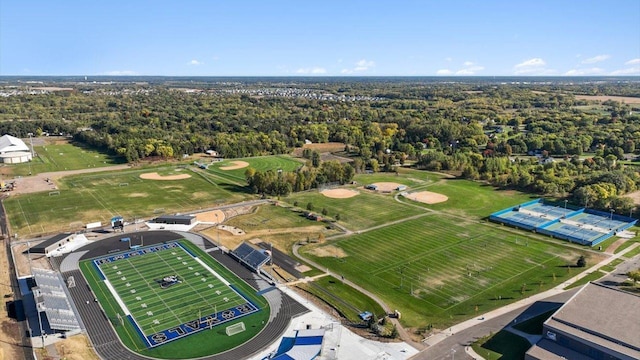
[576,255,586,268]
[306,202,314,211]
[627,269,640,286]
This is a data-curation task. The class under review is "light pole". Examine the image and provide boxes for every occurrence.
[564,199,568,211]
[215,213,220,246]
[610,209,615,220]
[451,347,456,360]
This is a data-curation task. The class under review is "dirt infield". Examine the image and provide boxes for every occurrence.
[403,191,448,204]
[139,172,192,180]
[371,182,404,192]
[321,189,359,199]
[194,209,226,223]
[220,161,250,170]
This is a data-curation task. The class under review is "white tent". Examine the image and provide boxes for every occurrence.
[0,135,32,163]
[0,134,30,153]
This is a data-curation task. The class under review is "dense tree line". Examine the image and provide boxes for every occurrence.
[245,160,355,196]
[1,78,639,211]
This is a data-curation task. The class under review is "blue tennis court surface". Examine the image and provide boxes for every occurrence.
[490,199,637,246]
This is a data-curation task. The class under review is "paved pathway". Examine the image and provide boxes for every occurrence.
[292,243,426,351]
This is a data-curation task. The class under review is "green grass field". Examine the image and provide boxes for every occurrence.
[285,189,425,231]
[81,240,269,359]
[8,142,123,176]
[302,214,594,328]
[473,330,532,360]
[5,166,251,236]
[299,275,385,323]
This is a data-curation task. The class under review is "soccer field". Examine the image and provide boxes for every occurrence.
[89,241,258,348]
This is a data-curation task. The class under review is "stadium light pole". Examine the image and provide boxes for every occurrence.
[610,209,614,220]
[564,200,568,211]
[215,213,220,246]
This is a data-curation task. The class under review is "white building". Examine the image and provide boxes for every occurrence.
[0,134,32,163]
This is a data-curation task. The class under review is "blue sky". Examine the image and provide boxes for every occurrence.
[1,0,639,76]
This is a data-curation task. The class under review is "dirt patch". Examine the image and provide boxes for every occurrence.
[624,190,640,205]
[13,243,53,277]
[54,334,100,360]
[218,225,245,235]
[321,189,359,199]
[139,172,192,180]
[403,191,448,204]
[574,95,640,104]
[194,210,226,223]
[292,142,346,157]
[127,193,148,198]
[604,237,628,254]
[220,161,250,170]
[0,241,22,360]
[371,182,404,192]
[309,245,347,258]
[295,264,312,272]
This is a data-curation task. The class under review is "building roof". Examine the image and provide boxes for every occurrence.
[32,268,81,331]
[527,339,595,360]
[232,242,270,270]
[0,134,30,153]
[154,214,195,221]
[544,282,640,358]
[29,233,73,253]
[273,329,325,360]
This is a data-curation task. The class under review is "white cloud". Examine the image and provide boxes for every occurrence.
[610,67,640,75]
[188,59,203,65]
[436,69,453,75]
[513,58,553,75]
[456,69,475,75]
[564,68,605,76]
[625,58,640,65]
[581,54,611,64]
[341,59,375,74]
[444,57,453,62]
[295,67,327,74]
[354,59,375,71]
[463,61,474,67]
[105,70,138,76]
[515,58,546,69]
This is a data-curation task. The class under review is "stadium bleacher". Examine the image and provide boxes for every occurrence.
[232,243,271,271]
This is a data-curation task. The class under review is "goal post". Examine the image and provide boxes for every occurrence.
[225,322,246,336]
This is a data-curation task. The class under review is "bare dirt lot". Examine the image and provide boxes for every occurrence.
[403,191,449,204]
[139,172,192,180]
[574,95,640,104]
[291,142,346,157]
[371,182,403,192]
[8,164,131,195]
[194,209,226,223]
[13,243,53,277]
[0,243,22,360]
[320,189,359,199]
[53,334,100,360]
[220,161,250,170]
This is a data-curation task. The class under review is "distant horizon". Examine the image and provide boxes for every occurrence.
[1,1,638,77]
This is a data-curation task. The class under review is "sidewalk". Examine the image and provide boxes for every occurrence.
[424,242,639,348]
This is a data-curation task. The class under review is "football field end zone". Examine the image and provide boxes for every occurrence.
[88,240,260,348]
